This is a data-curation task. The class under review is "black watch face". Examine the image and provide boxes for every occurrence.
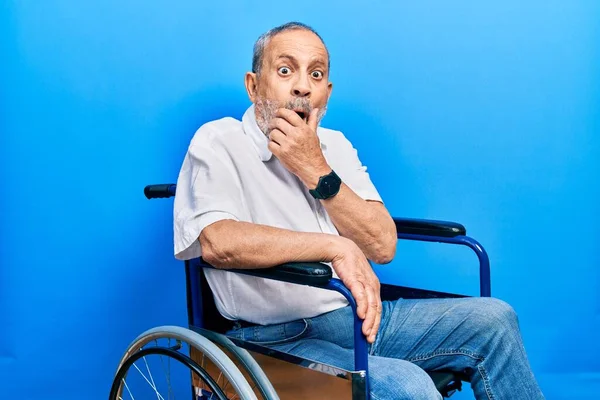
[320,174,340,197]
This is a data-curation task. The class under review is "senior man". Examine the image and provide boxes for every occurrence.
[174,22,544,399]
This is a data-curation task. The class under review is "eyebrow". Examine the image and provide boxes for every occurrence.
[274,54,327,70]
[309,58,327,69]
[274,54,298,66]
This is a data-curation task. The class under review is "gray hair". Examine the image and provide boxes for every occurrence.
[251,22,330,75]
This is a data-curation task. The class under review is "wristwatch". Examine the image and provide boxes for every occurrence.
[309,170,342,200]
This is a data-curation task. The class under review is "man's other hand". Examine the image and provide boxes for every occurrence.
[331,237,382,344]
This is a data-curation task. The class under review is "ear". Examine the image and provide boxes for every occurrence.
[244,72,259,103]
[327,81,333,102]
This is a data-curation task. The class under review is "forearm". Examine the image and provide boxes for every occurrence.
[199,220,342,269]
[320,183,397,264]
[268,140,396,264]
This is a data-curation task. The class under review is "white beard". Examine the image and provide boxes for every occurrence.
[255,97,327,137]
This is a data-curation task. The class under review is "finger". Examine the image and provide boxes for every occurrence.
[269,116,294,136]
[368,294,382,343]
[346,278,368,319]
[267,140,280,155]
[368,271,382,341]
[361,284,378,338]
[307,108,319,132]
[276,108,304,127]
[269,129,286,146]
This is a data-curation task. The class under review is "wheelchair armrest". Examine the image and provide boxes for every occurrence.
[200,259,333,286]
[394,217,466,237]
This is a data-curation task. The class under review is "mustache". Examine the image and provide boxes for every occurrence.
[283,97,312,114]
[255,97,328,137]
[258,98,325,118]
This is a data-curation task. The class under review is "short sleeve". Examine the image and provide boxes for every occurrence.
[173,140,245,260]
[327,131,383,203]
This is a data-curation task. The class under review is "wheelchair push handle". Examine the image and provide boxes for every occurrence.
[144,184,176,199]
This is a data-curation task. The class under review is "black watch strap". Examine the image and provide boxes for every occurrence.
[309,170,342,200]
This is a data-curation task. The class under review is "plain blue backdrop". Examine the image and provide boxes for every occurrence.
[1,1,598,399]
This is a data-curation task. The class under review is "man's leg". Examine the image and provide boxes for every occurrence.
[368,297,545,400]
[227,316,441,399]
[227,296,544,399]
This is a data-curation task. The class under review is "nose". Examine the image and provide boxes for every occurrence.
[291,73,311,98]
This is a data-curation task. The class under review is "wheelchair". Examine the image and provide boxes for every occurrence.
[109,183,491,400]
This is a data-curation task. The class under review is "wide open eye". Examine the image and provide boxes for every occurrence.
[278,67,291,75]
[311,70,323,79]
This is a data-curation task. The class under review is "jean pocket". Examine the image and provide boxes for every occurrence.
[228,319,310,346]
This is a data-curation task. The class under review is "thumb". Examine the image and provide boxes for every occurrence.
[308,108,319,133]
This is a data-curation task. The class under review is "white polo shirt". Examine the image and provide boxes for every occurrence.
[173,104,383,325]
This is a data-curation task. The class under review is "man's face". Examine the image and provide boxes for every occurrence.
[246,29,333,135]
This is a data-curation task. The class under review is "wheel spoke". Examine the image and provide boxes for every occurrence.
[143,355,160,400]
[221,374,228,393]
[168,339,174,400]
[132,362,166,400]
[122,377,135,400]
[200,351,208,393]
[158,339,175,400]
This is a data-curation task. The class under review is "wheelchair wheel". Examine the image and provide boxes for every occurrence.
[199,329,279,400]
[109,325,259,400]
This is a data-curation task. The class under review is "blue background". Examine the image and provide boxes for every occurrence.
[1,1,598,399]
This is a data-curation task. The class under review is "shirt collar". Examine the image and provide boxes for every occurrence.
[242,105,273,162]
[242,104,326,163]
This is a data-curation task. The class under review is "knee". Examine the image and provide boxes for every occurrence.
[482,297,519,326]
[371,361,441,400]
[470,297,520,339]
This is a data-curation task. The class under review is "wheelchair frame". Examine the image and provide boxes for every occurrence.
[141,183,491,399]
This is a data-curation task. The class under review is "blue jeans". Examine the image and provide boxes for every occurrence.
[226,297,545,399]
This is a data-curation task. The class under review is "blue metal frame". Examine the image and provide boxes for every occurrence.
[185,258,205,328]
[323,279,370,395]
[396,233,491,297]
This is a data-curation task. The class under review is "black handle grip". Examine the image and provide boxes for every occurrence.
[144,184,176,199]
